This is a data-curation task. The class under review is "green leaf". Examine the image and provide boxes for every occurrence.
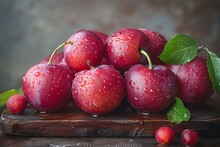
[18,87,24,95]
[206,50,220,94]
[0,89,19,107]
[167,97,191,124]
[159,34,198,64]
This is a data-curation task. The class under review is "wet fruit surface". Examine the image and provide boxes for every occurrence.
[181,129,198,146]
[64,30,104,72]
[6,94,28,114]
[155,126,175,145]
[125,64,177,113]
[72,64,124,115]
[168,56,213,104]
[139,28,167,65]
[92,30,108,45]
[105,27,150,72]
[2,27,220,146]
[22,64,75,112]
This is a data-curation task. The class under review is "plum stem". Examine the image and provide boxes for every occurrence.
[48,41,73,64]
[86,60,95,69]
[140,49,153,70]
[204,47,210,53]
[198,40,205,50]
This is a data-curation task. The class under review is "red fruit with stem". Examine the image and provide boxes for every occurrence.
[6,94,28,114]
[64,30,104,72]
[105,27,150,72]
[125,50,177,113]
[181,129,198,146]
[167,56,213,104]
[139,28,167,65]
[155,126,175,145]
[72,62,124,115]
[22,42,75,112]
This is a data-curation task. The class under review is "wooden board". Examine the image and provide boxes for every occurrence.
[1,98,220,137]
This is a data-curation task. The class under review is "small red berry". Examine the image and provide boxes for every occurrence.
[155,126,175,145]
[181,129,198,146]
[6,94,28,114]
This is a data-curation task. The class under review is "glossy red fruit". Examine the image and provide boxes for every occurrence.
[155,126,175,145]
[91,31,109,65]
[22,64,75,112]
[139,28,167,65]
[181,129,198,146]
[72,64,124,115]
[64,30,104,72]
[6,94,28,114]
[167,56,213,104]
[92,30,108,45]
[125,64,177,113]
[39,51,66,65]
[105,28,150,72]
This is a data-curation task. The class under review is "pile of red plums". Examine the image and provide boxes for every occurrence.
[8,27,213,116]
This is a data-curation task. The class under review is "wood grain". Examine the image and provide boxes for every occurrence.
[1,98,220,137]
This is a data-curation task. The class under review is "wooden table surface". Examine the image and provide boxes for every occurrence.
[0,128,220,147]
[1,95,220,147]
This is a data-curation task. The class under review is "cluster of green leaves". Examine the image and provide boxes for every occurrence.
[160,34,220,124]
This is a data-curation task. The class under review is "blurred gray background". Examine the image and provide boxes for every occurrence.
[0,0,220,92]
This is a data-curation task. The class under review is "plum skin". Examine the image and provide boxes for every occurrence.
[181,129,198,146]
[155,126,175,145]
[6,94,28,114]
[139,28,167,65]
[22,64,75,112]
[64,30,104,72]
[125,64,177,113]
[167,56,213,104]
[105,27,150,72]
[72,65,124,115]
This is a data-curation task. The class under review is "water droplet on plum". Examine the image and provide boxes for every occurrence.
[34,72,41,77]
[117,32,122,35]
[150,89,154,93]
[47,70,52,74]
[90,79,95,84]
[92,114,98,117]
[81,80,87,87]
[129,81,135,88]
[134,97,138,100]
[22,77,27,83]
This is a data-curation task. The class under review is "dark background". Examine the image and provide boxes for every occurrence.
[0,0,220,92]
